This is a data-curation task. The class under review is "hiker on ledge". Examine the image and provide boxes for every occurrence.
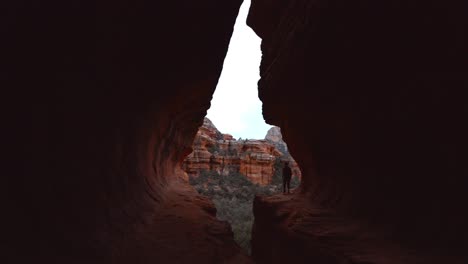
[282,161,292,194]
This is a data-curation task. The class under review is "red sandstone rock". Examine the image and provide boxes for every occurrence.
[223,134,234,140]
[248,0,468,262]
[4,0,249,262]
[5,0,467,262]
[183,118,301,185]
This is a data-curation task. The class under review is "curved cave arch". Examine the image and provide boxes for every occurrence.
[3,0,467,263]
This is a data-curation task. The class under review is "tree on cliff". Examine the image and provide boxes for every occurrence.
[272,157,283,185]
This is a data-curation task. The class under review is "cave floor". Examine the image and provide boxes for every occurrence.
[254,193,462,264]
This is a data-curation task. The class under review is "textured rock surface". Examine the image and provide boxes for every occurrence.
[265,127,283,147]
[183,118,301,185]
[248,0,468,263]
[265,126,302,178]
[3,0,467,263]
[3,1,250,263]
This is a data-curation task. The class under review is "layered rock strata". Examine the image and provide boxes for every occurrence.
[183,118,301,185]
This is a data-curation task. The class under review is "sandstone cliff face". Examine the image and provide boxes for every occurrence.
[183,118,301,185]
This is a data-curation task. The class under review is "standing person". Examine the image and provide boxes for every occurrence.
[282,161,292,194]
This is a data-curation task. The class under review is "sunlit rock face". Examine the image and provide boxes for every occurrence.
[238,140,281,184]
[248,0,468,263]
[183,118,301,185]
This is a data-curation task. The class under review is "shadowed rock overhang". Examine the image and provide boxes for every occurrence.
[3,0,467,263]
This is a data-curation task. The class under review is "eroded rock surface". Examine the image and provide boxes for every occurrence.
[4,1,249,263]
[248,0,468,263]
[118,180,252,263]
[4,0,467,263]
[183,118,301,185]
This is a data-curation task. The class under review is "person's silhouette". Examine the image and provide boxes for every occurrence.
[282,161,292,194]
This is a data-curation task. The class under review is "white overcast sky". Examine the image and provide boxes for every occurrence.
[206,0,273,140]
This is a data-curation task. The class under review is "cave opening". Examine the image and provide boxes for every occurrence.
[6,0,467,262]
[181,0,302,254]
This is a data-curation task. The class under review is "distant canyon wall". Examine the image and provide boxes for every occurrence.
[182,118,301,185]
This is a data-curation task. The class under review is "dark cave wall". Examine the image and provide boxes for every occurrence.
[248,0,468,262]
[2,0,467,263]
[3,0,244,262]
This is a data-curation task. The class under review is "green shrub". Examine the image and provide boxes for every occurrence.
[271,157,283,185]
[290,175,301,189]
[207,144,220,154]
[189,166,300,254]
